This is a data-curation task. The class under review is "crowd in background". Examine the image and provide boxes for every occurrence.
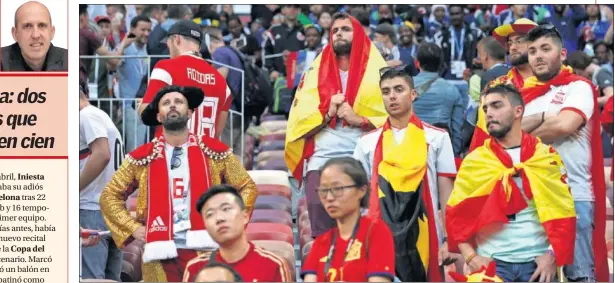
[79,4,614,156]
[78,4,615,283]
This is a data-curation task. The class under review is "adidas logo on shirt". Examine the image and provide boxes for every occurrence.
[149,216,169,233]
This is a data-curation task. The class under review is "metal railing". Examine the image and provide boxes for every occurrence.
[80,54,246,163]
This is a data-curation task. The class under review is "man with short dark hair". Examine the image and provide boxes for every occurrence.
[194,262,243,282]
[413,42,465,157]
[447,84,576,282]
[374,23,402,67]
[285,12,388,238]
[430,4,484,80]
[100,86,257,282]
[567,51,614,106]
[183,185,292,282]
[477,36,509,91]
[119,15,152,151]
[2,0,67,71]
[138,20,232,141]
[521,25,609,282]
[265,4,306,75]
[354,69,456,281]
[79,78,124,281]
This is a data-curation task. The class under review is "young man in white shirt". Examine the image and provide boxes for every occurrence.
[79,80,124,281]
[521,25,609,282]
[353,69,456,281]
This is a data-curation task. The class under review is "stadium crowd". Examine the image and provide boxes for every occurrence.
[79,4,615,283]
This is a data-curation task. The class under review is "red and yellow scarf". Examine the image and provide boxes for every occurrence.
[131,134,215,263]
[522,68,609,281]
[367,114,441,282]
[447,133,576,266]
[285,15,388,182]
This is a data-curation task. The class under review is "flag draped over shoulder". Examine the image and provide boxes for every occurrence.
[284,15,388,182]
[447,133,576,266]
[519,68,609,281]
[469,68,525,152]
[367,114,441,282]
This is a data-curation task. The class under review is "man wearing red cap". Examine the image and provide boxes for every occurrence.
[101,85,257,282]
[285,12,388,239]
[469,18,538,152]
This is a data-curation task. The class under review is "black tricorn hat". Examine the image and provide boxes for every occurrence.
[141,85,204,126]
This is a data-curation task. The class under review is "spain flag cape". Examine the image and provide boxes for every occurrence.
[367,114,441,282]
[520,68,609,281]
[602,96,613,181]
[447,133,576,266]
[285,16,388,182]
[469,67,525,152]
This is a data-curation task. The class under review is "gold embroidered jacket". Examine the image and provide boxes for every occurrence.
[99,135,257,282]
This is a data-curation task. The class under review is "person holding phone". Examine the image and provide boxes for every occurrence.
[301,157,395,282]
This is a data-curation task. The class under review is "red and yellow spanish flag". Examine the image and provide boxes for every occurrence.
[468,68,525,152]
[367,114,441,282]
[285,15,388,182]
[519,67,610,281]
[446,133,576,267]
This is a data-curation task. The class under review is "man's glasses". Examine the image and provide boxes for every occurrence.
[316,184,357,199]
[171,147,183,170]
[379,66,406,78]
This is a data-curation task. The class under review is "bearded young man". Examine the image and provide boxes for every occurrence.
[447,84,576,282]
[285,12,388,238]
[520,25,609,282]
[469,18,538,152]
[100,86,257,282]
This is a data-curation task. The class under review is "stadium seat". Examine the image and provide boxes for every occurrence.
[256,150,285,163]
[121,252,142,281]
[300,233,313,253]
[248,170,291,187]
[261,115,288,122]
[256,159,289,171]
[255,196,292,215]
[247,223,294,239]
[257,184,291,199]
[120,260,136,282]
[258,140,285,152]
[260,120,288,132]
[260,133,287,143]
[250,209,293,227]
[247,231,294,245]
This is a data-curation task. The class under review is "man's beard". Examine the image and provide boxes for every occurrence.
[535,61,562,82]
[400,36,412,46]
[333,40,352,56]
[162,112,190,132]
[510,52,529,66]
[487,121,513,139]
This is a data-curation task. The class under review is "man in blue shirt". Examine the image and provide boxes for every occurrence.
[550,5,587,52]
[413,43,465,157]
[118,15,151,152]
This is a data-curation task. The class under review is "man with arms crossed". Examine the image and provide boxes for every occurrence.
[521,25,609,282]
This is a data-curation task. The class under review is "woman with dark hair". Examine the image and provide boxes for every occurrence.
[301,157,395,282]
